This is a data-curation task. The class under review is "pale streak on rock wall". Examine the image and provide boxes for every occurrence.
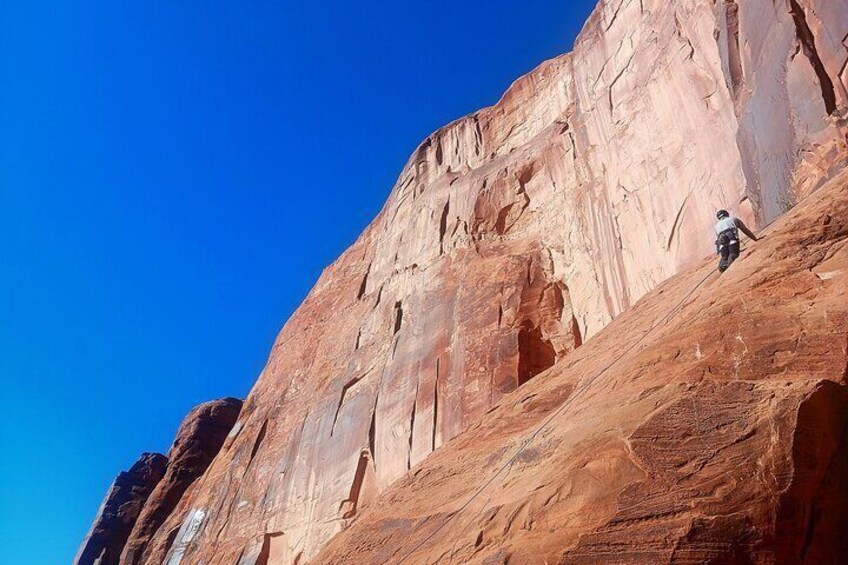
[141,1,848,563]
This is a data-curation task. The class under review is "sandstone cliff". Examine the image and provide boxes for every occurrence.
[317,166,848,565]
[82,0,848,563]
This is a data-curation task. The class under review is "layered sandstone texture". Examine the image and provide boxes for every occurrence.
[75,399,241,565]
[317,163,848,565]
[97,0,848,563]
[75,453,167,565]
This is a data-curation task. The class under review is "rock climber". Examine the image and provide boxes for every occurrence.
[714,209,759,272]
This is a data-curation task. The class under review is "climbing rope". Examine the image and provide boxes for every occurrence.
[393,267,717,565]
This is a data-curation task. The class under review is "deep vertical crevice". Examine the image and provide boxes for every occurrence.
[357,264,370,300]
[788,0,838,115]
[473,117,483,156]
[432,357,440,451]
[665,192,691,251]
[408,377,420,470]
[494,203,516,235]
[439,198,450,255]
[799,503,821,562]
[604,0,625,31]
[331,370,373,437]
[571,315,584,349]
[368,395,378,470]
[248,420,268,468]
[331,376,362,436]
[393,301,403,335]
[517,321,557,387]
[341,452,370,519]
[255,540,269,565]
[415,138,432,162]
[723,0,744,100]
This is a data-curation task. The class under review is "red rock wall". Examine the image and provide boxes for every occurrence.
[120,398,242,564]
[76,399,241,565]
[316,168,848,565]
[123,1,848,563]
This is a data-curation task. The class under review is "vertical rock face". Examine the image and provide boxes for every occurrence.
[74,453,167,565]
[120,398,242,565]
[316,169,848,565]
[83,0,848,563]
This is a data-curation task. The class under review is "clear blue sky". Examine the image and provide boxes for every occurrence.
[0,1,597,562]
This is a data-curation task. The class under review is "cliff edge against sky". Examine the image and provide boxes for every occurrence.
[78,0,848,563]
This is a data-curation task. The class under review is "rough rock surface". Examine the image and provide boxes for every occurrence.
[316,167,848,564]
[87,0,848,563]
[75,453,167,565]
[120,398,243,564]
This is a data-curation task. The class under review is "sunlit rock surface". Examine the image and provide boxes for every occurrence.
[317,168,848,565]
[83,0,848,562]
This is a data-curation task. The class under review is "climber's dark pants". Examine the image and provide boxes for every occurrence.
[718,241,740,272]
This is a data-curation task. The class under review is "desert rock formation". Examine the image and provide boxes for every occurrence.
[120,398,242,564]
[75,399,241,565]
[82,0,848,563]
[75,453,167,565]
[316,167,848,565]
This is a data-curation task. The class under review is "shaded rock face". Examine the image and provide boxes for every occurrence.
[316,167,848,565]
[120,398,242,565]
[88,0,848,563]
[74,453,167,565]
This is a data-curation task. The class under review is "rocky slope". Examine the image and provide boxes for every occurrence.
[81,0,848,563]
[316,167,848,565]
